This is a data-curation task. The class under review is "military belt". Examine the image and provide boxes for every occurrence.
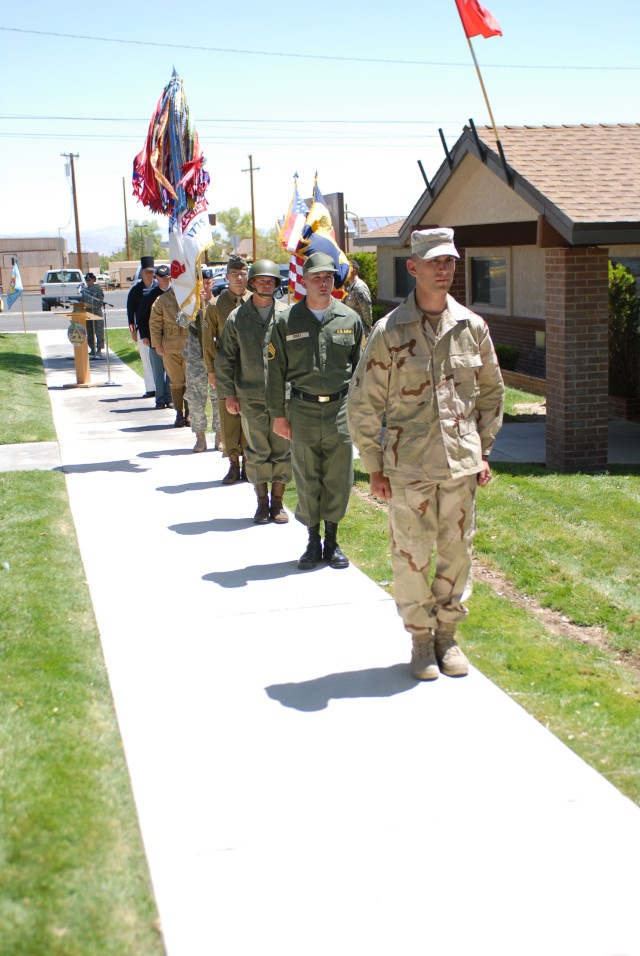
[291,386,349,404]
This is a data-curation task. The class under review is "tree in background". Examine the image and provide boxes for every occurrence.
[256,226,288,264]
[216,208,252,252]
[111,220,165,261]
[609,261,640,398]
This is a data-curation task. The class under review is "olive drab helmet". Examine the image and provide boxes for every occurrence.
[247,259,281,291]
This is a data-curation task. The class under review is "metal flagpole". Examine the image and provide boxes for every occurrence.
[99,302,119,388]
[465,36,500,149]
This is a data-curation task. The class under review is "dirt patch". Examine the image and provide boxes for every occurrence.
[512,401,546,415]
[352,484,640,676]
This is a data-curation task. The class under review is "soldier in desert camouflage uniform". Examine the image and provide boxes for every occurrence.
[184,268,221,453]
[343,260,373,333]
[347,228,504,681]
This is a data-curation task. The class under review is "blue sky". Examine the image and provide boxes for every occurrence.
[1,0,638,251]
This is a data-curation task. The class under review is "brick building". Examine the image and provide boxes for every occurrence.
[356,124,640,472]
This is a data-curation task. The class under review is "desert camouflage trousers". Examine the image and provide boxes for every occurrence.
[184,335,220,435]
[388,474,477,634]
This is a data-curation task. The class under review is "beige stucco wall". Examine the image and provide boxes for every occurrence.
[421,154,536,226]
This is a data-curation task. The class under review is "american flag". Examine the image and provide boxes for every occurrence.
[280,182,309,254]
[288,254,306,300]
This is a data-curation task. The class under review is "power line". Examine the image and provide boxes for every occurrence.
[1,26,638,71]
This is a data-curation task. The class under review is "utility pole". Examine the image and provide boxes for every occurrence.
[241,154,260,260]
[61,152,82,271]
[122,177,131,259]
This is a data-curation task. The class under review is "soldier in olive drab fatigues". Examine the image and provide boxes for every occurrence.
[268,252,364,569]
[184,268,221,453]
[215,259,292,524]
[347,228,504,681]
[149,268,190,426]
[202,257,250,482]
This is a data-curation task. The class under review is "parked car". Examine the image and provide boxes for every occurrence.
[274,264,291,299]
[212,277,229,297]
[40,269,85,311]
[95,273,117,289]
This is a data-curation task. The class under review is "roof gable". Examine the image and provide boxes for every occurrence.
[399,124,640,246]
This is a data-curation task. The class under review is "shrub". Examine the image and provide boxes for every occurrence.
[609,261,640,398]
[348,252,377,301]
[495,343,521,371]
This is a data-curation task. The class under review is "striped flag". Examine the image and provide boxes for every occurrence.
[280,182,309,253]
[7,261,24,310]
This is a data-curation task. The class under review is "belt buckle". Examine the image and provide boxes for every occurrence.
[318,395,330,403]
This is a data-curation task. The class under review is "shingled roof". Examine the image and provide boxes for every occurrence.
[397,124,640,247]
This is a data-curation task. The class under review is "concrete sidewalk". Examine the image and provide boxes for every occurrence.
[8,330,640,956]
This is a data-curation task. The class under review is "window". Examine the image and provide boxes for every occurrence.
[394,257,416,298]
[470,257,507,308]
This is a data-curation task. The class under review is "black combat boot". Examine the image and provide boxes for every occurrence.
[253,483,271,524]
[323,521,349,569]
[297,525,323,570]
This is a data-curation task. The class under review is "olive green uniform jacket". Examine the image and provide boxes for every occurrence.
[216,296,291,486]
[267,297,364,526]
[202,289,250,374]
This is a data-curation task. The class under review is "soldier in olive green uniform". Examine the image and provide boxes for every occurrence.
[269,252,364,569]
[216,260,292,524]
[149,267,190,426]
[202,257,250,482]
[347,228,504,681]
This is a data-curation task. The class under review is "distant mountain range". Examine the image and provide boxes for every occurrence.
[6,227,128,256]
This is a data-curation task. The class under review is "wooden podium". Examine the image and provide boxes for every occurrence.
[64,302,93,388]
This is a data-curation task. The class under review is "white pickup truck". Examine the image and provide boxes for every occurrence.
[40,269,86,311]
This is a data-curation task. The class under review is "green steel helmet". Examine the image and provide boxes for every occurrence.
[248,259,281,290]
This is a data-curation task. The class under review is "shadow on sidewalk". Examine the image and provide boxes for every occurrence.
[157,480,219,494]
[56,460,150,474]
[171,517,255,535]
[265,663,416,711]
[203,559,303,587]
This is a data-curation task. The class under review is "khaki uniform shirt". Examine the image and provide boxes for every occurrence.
[149,288,189,354]
[202,289,250,374]
[347,292,504,481]
[215,297,287,402]
[267,297,364,419]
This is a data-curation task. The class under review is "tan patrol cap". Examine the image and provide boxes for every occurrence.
[411,227,459,260]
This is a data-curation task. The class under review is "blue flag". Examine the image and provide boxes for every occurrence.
[7,262,24,310]
[298,178,351,292]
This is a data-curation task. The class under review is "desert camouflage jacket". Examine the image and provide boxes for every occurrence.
[347,292,504,481]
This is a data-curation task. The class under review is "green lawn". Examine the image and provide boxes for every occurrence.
[0,333,163,954]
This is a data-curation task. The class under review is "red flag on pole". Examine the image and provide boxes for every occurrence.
[454,0,502,38]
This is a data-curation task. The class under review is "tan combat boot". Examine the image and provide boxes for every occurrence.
[193,431,207,453]
[410,630,439,681]
[270,481,289,524]
[222,455,241,484]
[253,483,271,524]
[434,625,469,678]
